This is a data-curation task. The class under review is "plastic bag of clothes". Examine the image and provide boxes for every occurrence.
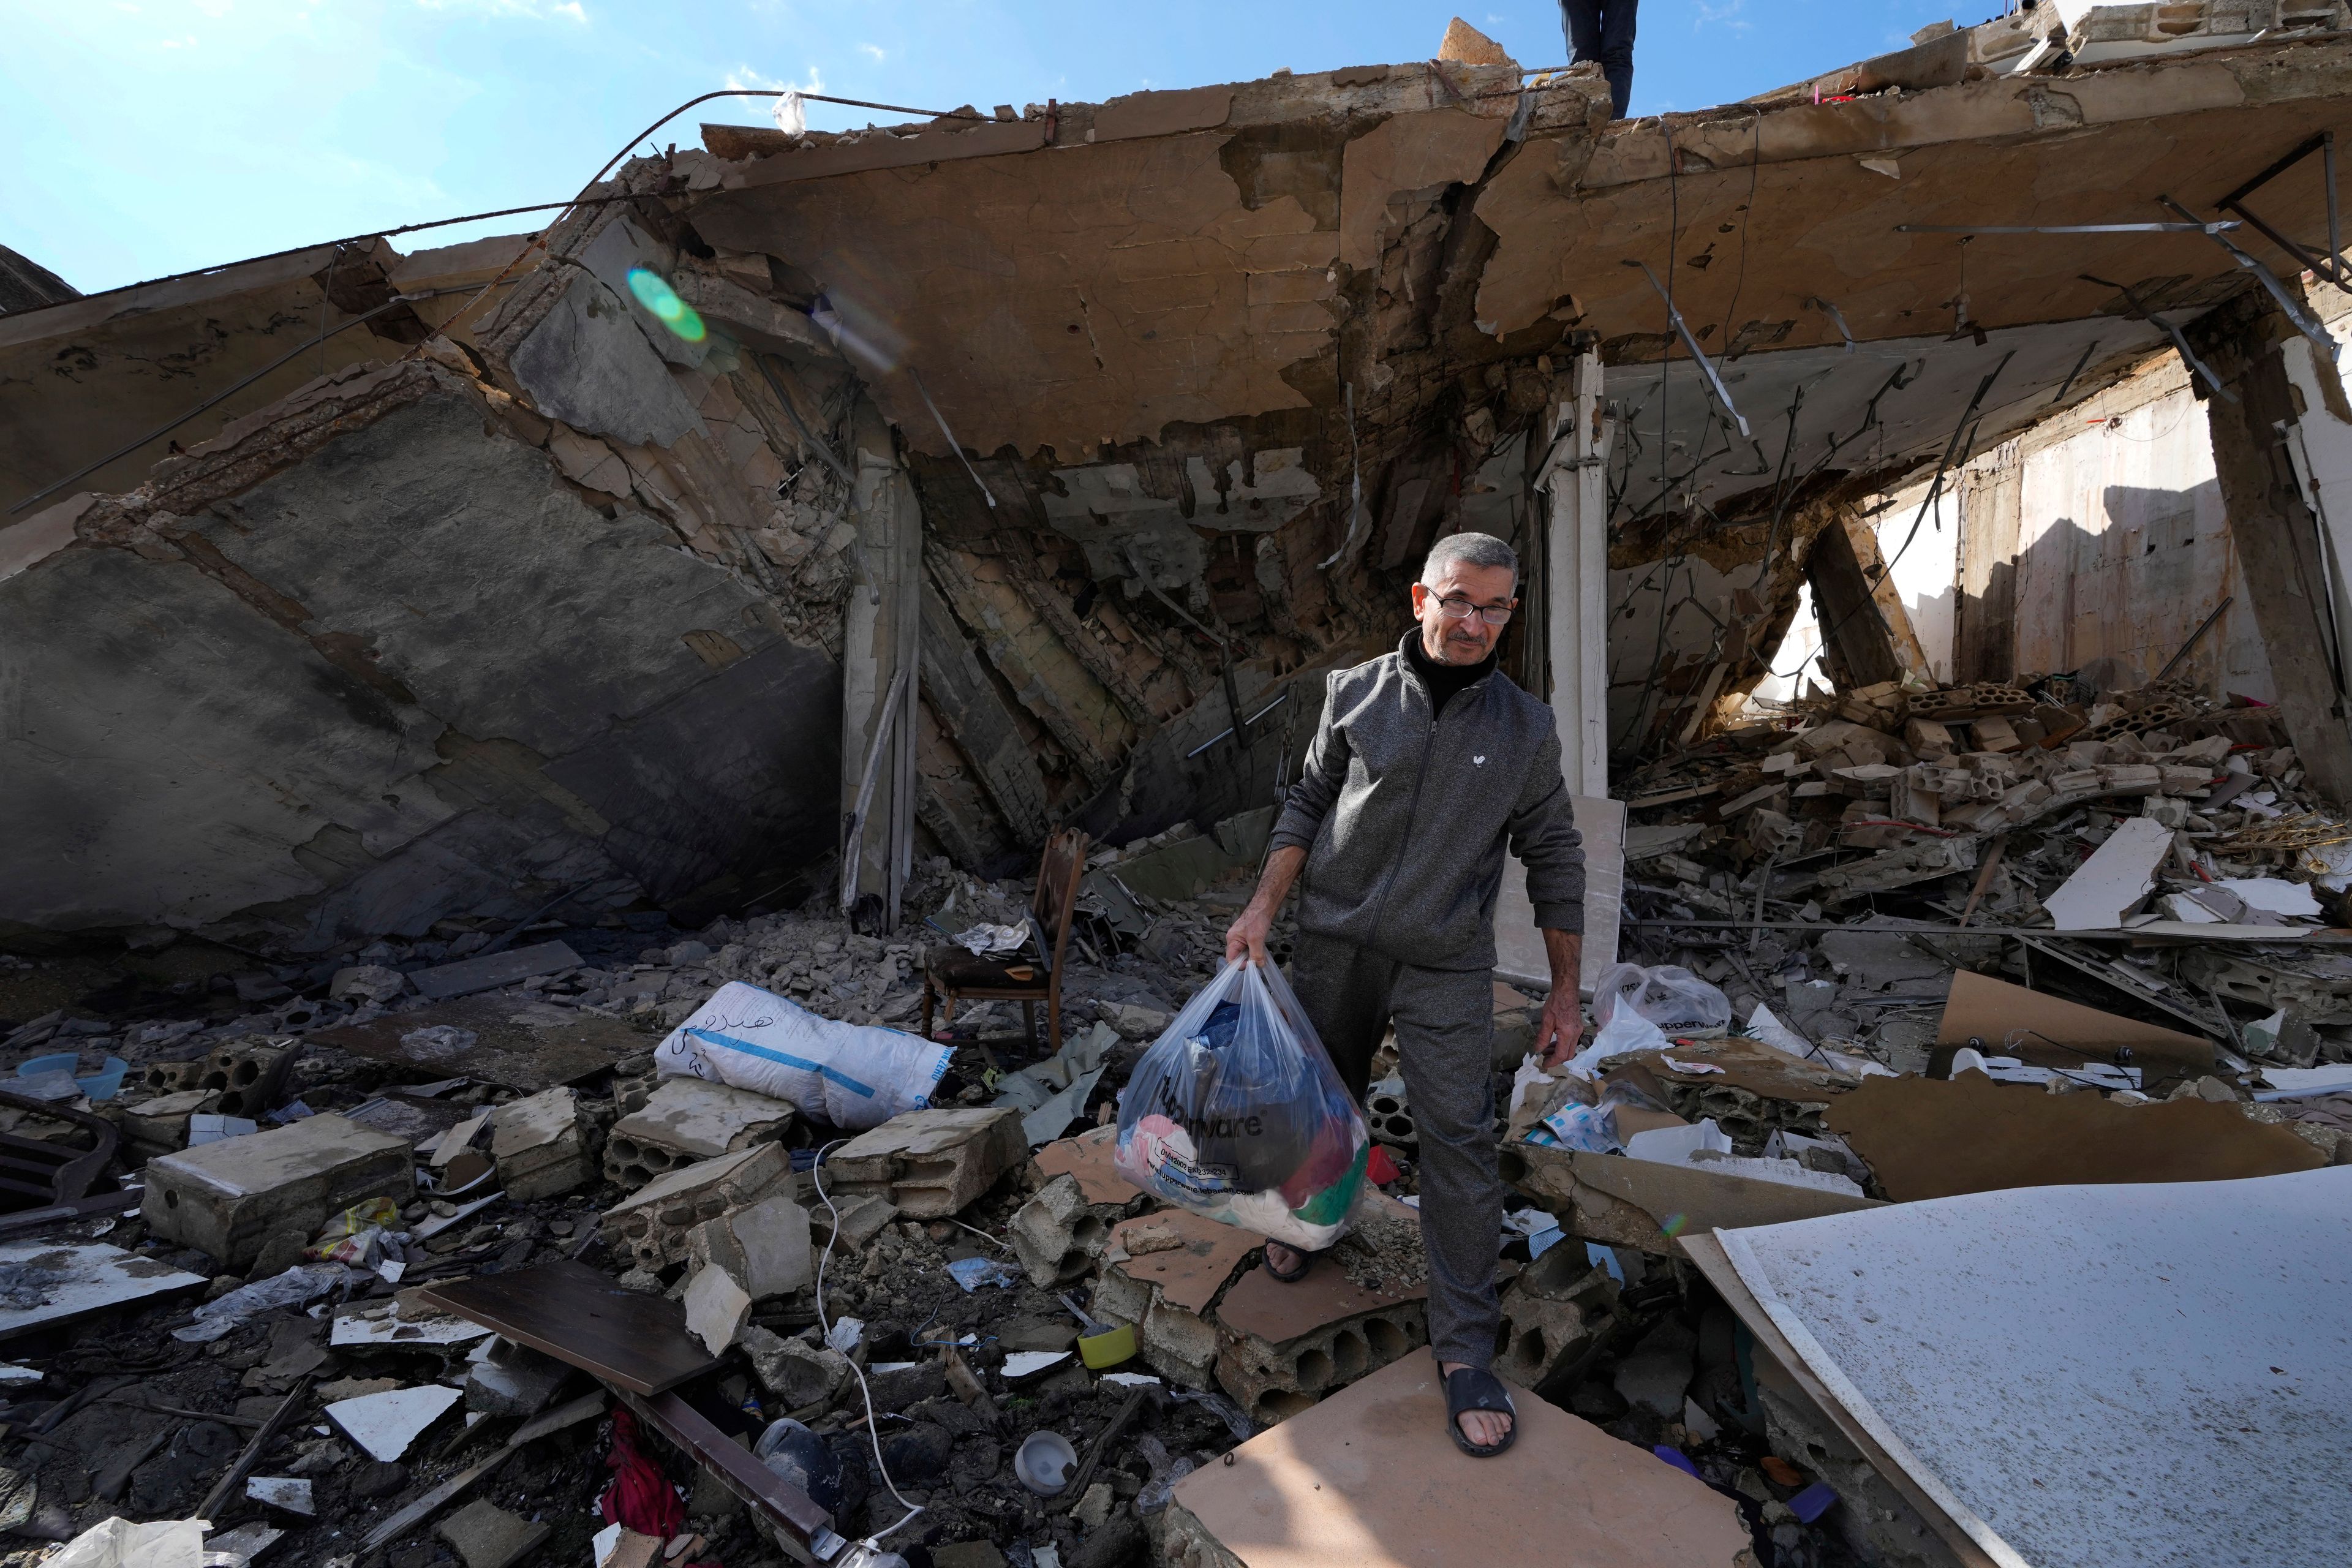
[1114,958,1368,1251]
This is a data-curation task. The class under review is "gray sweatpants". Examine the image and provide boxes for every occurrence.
[1288,932,1500,1369]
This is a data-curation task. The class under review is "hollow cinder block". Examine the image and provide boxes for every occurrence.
[601,1142,793,1272]
[1214,1299,1427,1425]
[826,1107,1023,1218]
[603,1077,796,1193]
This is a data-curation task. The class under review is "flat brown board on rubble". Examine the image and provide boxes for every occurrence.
[418,1260,717,1395]
[1214,1253,1425,1343]
[1933,971,2217,1087]
[312,996,646,1092]
[1032,1125,1141,1207]
[1826,1070,2326,1202]
[1167,1353,1752,1567]
[1104,1210,1260,1314]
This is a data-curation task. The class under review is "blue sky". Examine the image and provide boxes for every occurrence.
[3,0,1985,296]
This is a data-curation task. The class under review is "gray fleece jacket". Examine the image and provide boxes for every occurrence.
[1268,630,1586,971]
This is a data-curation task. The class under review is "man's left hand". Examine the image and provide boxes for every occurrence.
[1536,927,1585,1068]
[1536,987,1584,1069]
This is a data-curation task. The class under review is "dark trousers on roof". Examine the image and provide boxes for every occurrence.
[1561,0,1638,119]
[1289,931,1502,1370]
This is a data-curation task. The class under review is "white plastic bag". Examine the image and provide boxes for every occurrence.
[1591,962,1731,1034]
[655,981,951,1131]
[46,1517,206,1568]
[1114,959,1368,1251]
[771,89,807,137]
[1559,1008,1669,1080]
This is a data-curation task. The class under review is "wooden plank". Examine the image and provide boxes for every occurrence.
[1679,1232,2003,1568]
[418,1261,717,1396]
[621,1389,834,1555]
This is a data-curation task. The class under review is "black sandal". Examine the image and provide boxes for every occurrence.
[1262,1242,1319,1283]
[1442,1365,1518,1458]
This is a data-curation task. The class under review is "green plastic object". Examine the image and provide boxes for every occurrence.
[1077,1324,1137,1370]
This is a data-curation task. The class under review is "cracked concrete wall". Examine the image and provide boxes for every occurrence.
[1,362,843,947]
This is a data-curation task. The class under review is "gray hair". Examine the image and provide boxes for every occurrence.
[1421,531,1519,588]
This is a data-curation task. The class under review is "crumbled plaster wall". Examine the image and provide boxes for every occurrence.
[0,314,856,946]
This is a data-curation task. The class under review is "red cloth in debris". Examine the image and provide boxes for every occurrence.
[598,1407,686,1539]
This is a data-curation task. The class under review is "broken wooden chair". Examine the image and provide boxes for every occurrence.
[920,827,1090,1055]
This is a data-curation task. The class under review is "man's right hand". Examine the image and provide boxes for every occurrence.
[1225,904,1273,966]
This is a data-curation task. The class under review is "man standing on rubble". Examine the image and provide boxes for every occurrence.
[1224,530,1586,1458]
[1561,0,1638,119]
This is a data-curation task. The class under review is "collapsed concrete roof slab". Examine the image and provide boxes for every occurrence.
[0,233,532,518]
[1,361,842,946]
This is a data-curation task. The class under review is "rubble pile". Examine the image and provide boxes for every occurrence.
[1611,673,2352,1072]
[0,713,2347,1568]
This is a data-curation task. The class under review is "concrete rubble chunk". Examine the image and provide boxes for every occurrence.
[328,964,408,1004]
[605,1076,797,1191]
[142,1112,414,1268]
[826,1107,1025,1217]
[602,1142,793,1271]
[436,1498,552,1568]
[1211,1256,1430,1425]
[809,1191,899,1250]
[410,940,584,1001]
[684,1191,811,1300]
[682,1264,752,1355]
[464,1337,569,1416]
[737,1324,851,1408]
[488,1086,596,1201]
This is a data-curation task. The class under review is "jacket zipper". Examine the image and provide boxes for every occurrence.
[1363,666,1457,951]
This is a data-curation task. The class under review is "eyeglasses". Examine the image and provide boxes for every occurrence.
[1433,595,1514,626]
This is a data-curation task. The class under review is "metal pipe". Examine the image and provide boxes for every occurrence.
[1895,221,2241,234]
[1632,260,1751,438]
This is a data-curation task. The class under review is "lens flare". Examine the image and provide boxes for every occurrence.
[1659,1213,1688,1239]
[626,267,707,343]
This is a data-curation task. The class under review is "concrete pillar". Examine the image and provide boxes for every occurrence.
[1542,347,1610,796]
[2184,287,2352,803]
[1804,507,1908,689]
[840,402,923,929]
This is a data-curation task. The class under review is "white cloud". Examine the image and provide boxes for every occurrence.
[857,42,884,62]
[725,62,823,94]
[1693,0,1751,29]
[410,0,589,21]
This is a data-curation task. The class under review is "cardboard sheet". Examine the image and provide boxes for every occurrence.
[1169,1352,1751,1567]
[1826,1069,2324,1202]
[1933,971,2217,1088]
[1502,1141,1880,1255]
[1714,1167,2352,1568]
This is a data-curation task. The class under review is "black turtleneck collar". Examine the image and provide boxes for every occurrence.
[1401,628,1496,718]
